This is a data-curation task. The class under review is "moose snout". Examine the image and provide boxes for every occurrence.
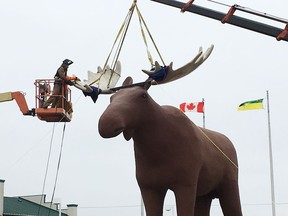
[98,112,125,138]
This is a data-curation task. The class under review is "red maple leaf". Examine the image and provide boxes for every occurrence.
[186,103,196,111]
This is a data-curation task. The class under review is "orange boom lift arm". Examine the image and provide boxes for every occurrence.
[0,79,73,122]
[0,91,34,116]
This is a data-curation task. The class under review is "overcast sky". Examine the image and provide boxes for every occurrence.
[1,0,288,215]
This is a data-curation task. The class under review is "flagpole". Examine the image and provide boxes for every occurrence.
[202,98,205,128]
[266,90,276,216]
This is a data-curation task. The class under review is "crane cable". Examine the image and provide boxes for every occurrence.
[207,0,288,23]
[37,123,56,215]
[48,122,66,215]
[206,0,230,7]
[38,122,67,216]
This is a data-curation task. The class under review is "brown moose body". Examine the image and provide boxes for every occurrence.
[98,77,242,216]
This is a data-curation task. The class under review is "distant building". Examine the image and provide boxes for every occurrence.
[0,179,78,216]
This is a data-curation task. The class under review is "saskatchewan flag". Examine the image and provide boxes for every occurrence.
[238,98,264,111]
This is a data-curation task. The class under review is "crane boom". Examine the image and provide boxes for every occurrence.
[150,0,288,42]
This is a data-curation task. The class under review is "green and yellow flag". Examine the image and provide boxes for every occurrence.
[238,99,264,111]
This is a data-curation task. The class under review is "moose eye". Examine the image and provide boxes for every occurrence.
[142,93,148,99]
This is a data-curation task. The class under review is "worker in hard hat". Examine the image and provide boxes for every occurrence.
[42,59,75,109]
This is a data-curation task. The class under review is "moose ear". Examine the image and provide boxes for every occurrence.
[122,76,133,86]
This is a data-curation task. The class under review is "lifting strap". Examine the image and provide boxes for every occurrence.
[221,5,236,24]
[181,0,195,13]
[89,1,137,87]
[277,24,288,41]
[89,0,166,88]
[135,4,165,66]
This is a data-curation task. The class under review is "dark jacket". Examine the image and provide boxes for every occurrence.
[54,65,71,84]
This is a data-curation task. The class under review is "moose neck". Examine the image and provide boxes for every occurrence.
[132,105,183,150]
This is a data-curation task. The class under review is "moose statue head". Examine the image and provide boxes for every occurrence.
[98,76,242,216]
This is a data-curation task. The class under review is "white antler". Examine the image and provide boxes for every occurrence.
[72,61,122,95]
[142,45,214,84]
[87,61,121,89]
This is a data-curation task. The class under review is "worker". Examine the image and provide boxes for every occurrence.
[42,59,74,109]
[39,82,50,108]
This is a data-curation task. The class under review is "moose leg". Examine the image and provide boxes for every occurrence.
[194,195,213,216]
[141,188,167,216]
[218,182,242,216]
[174,186,197,216]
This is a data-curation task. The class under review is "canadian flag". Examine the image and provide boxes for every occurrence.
[179,102,204,113]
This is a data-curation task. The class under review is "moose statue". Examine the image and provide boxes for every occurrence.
[98,76,242,216]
